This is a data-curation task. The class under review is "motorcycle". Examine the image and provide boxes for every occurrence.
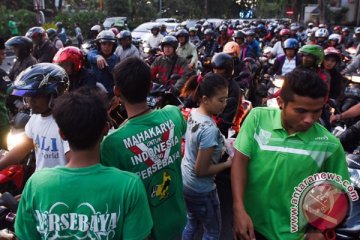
[0,112,35,196]
[0,192,18,235]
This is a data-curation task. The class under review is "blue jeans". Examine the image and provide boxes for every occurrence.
[182,187,221,240]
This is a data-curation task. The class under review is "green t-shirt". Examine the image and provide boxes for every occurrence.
[8,20,19,35]
[15,164,153,240]
[101,105,187,240]
[234,107,350,240]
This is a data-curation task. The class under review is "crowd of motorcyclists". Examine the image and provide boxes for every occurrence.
[0,16,360,239]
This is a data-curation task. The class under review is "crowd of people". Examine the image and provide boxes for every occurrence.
[0,17,359,240]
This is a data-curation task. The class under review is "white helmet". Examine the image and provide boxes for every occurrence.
[328,34,342,44]
[315,28,329,38]
[91,24,102,33]
[355,27,360,34]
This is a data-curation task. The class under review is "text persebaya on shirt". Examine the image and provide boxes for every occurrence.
[34,202,120,238]
[122,119,181,180]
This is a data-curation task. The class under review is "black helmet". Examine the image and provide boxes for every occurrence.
[46,28,57,41]
[211,52,234,76]
[176,29,189,39]
[5,36,33,50]
[160,36,178,50]
[12,63,69,97]
[55,21,63,28]
[96,30,117,44]
[25,27,46,43]
[117,30,132,40]
[151,24,160,31]
[233,30,245,39]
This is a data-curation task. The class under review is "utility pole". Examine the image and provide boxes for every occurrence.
[159,0,162,17]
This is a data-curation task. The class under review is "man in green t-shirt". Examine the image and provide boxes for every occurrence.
[101,57,187,240]
[231,69,351,240]
[8,15,19,36]
[15,87,153,239]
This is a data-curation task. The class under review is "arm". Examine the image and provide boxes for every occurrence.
[330,103,360,123]
[87,50,101,64]
[190,45,198,66]
[195,147,231,177]
[231,150,255,240]
[342,55,360,75]
[0,136,33,170]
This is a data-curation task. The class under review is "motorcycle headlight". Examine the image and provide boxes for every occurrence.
[7,131,27,151]
[144,47,150,54]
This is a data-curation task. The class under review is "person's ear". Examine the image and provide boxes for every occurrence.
[58,129,67,141]
[277,96,284,110]
[103,122,110,136]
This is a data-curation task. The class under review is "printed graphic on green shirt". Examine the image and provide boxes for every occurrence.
[34,202,120,238]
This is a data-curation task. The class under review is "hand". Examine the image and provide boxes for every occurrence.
[0,229,15,240]
[225,155,233,168]
[330,114,337,124]
[233,209,255,240]
[96,55,108,69]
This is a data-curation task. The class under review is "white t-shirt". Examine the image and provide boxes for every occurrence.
[25,114,70,170]
[271,41,284,57]
[146,34,164,49]
[281,57,296,75]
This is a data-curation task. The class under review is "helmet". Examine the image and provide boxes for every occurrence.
[328,34,342,44]
[257,23,265,31]
[176,29,189,39]
[283,38,299,50]
[333,26,342,32]
[324,47,341,62]
[160,35,178,49]
[55,22,63,28]
[308,22,314,27]
[223,41,240,57]
[46,28,57,41]
[355,27,360,34]
[5,36,33,50]
[110,27,119,36]
[189,27,197,33]
[233,30,245,39]
[290,25,299,31]
[299,44,324,66]
[117,30,132,40]
[279,28,291,36]
[219,25,227,32]
[91,25,102,33]
[151,24,160,31]
[53,46,84,72]
[342,27,350,33]
[211,53,234,76]
[96,30,117,44]
[25,27,46,42]
[245,30,255,36]
[204,29,214,36]
[12,63,69,97]
[315,28,329,38]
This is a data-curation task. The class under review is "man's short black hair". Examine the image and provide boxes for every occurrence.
[52,86,108,151]
[113,57,151,104]
[280,68,328,104]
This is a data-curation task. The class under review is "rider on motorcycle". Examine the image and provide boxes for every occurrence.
[5,36,37,81]
[233,30,247,61]
[146,24,164,49]
[25,27,57,63]
[87,30,118,97]
[269,28,290,58]
[189,27,200,46]
[269,38,302,76]
[0,63,70,170]
[151,36,190,95]
[176,29,198,69]
[114,30,140,62]
[46,28,64,50]
[217,25,230,51]
[244,30,261,59]
[53,46,97,91]
[314,28,329,49]
[196,29,218,59]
